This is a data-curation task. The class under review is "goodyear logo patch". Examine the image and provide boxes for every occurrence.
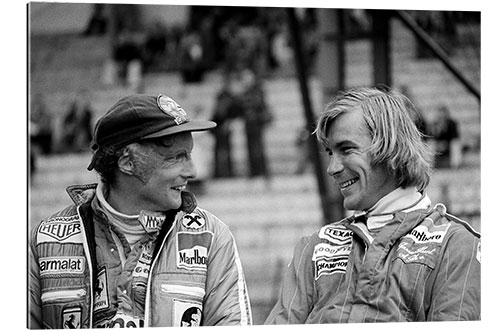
[38,216,82,243]
[177,232,213,271]
[318,225,352,245]
[404,224,450,244]
[182,213,206,229]
[39,256,85,276]
[312,243,350,280]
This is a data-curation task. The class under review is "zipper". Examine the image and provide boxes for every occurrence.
[143,218,177,327]
[41,289,87,303]
[77,205,94,327]
[160,284,205,298]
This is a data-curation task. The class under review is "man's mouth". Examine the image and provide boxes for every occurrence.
[338,178,358,189]
[172,184,187,191]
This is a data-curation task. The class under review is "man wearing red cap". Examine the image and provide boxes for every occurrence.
[29,94,252,328]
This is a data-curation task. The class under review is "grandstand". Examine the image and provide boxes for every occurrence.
[28,4,480,324]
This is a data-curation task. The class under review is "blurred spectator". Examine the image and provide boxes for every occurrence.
[143,20,168,72]
[178,29,205,83]
[111,26,144,89]
[60,91,94,153]
[294,127,313,175]
[83,4,108,36]
[236,22,268,79]
[30,93,54,155]
[238,69,272,179]
[211,79,242,178]
[30,93,54,178]
[430,105,461,168]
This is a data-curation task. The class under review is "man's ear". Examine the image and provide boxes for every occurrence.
[117,147,135,176]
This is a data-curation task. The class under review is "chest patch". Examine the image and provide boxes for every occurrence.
[312,243,351,280]
[176,231,213,271]
[93,267,109,312]
[318,225,353,245]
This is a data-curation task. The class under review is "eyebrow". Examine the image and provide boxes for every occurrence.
[330,139,359,149]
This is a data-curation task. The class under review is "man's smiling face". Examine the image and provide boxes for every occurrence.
[324,107,397,211]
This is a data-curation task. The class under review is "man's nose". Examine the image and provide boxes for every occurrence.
[182,158,197,179]
[327,154,343,176]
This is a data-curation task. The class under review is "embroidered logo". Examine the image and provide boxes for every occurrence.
[38,216,81,242]
[404,224,450,244]
[318,225,352,245]
[139,211,166,233]
[93,268,109,312]
[39,256,85,276]
[182,213,206,229]
[157,94,188,125]
[173,299,203,327]
[312,243,350,280]
[177,232,213,271]
[62,307,82,329]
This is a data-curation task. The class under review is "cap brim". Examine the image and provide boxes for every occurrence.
[142,120,217,139]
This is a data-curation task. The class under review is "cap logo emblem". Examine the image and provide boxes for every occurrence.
[157,94,189,125]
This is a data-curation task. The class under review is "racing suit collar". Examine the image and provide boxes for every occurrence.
[353,187,431,231]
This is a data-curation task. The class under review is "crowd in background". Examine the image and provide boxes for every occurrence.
[30,5,479,179]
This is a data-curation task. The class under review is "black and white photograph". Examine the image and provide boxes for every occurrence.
[20,0,494,331]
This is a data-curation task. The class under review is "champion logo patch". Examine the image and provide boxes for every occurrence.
[177,232,213,271]
[39,256,85,276]
[312,243,350,280]
[318,225,353,245]
[38,216,81,242]
[182,213,206,229]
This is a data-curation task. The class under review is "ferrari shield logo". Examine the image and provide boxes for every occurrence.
[157,94,188,125]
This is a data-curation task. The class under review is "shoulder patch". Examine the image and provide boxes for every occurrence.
[37,215,82,243]
[182,213,206,230]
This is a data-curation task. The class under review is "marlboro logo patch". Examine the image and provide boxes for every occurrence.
[176,232,213,271]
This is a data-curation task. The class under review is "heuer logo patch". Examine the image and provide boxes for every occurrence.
[404,224,450,244]
[312,243,350,280]
[62,306,82,329]
[93,268,109,312]
[177,232,213,271]
[39,256,85,276]
[38,216,81,242]
[182,213,206,229]
[318,225,352,245]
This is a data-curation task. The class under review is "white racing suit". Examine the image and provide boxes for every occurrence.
[29,183,252,328]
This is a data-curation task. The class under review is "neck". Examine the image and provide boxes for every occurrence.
[106,178,151,215]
